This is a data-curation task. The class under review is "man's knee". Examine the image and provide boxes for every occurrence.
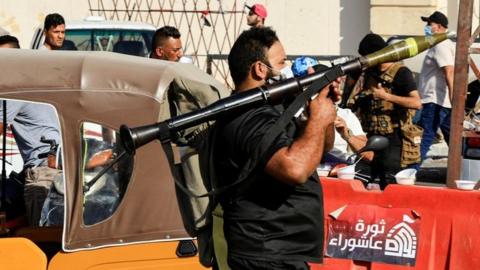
[23,167,60,226]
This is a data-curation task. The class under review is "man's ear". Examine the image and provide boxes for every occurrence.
[155,47,163,58]
[252,61,268,80]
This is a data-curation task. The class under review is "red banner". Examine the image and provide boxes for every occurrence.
[326,204,421,266]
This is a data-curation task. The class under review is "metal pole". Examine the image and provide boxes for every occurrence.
[1,100,6,211]
[447,0,474,186]
[206,55,213,75]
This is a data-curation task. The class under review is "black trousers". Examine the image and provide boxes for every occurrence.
[370,130,402,190]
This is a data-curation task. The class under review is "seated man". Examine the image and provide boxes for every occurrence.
[291,58,373,181]
[0,100,61,226]
[40,138,118,226]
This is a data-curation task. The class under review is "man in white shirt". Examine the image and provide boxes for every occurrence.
[292,58,373,179]
[330,107,372,163]
[417,11,455,161]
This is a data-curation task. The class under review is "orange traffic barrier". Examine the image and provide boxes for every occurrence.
[311,179,480,270]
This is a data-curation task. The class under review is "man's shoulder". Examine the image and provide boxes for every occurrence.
[234,104,281,121]
[1,100,26,111]
[395,65,414,77]
[337,107,354,118]
[220,104,281,131]
[434,38,455,53]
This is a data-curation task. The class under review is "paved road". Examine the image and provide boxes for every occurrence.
[416,140,448,185]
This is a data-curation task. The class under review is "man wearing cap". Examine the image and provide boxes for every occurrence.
[348,33,421,190]
[246,3,267,28]
[417,11,455,162]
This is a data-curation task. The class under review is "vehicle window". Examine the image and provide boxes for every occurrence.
[0,99,63,227]
[65,29,154,57]
[81,122,133,225]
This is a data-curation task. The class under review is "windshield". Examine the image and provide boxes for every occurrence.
[64,29,155,57]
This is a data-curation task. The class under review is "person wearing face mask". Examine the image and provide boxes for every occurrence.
[213,27,339,269]
[262,61,294,84]
[418,11,455,162]
[347,33,422,190]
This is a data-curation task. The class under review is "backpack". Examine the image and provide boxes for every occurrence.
[158,71,229,267]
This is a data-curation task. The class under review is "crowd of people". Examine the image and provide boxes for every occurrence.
[0,5,462,269]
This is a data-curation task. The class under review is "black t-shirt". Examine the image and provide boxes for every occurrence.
[368,66,417,97]
[214,103,324,263]
[360,66,417,125]
[390,66,417,96]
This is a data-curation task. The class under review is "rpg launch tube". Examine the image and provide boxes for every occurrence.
[359,33,449,68]
[120,33,450,153]
[142,33,451,133]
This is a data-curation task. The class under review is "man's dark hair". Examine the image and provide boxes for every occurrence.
[228,27,279,87]
[44,13,65,31]
[358,33,387,56]
[152,26,181,49]
[0,35,20,48]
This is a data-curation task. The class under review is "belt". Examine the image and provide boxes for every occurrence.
[24,159,48,170]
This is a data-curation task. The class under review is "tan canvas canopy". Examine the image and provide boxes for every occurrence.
[0,49,228,251]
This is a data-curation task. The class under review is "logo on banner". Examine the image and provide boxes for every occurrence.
[326,205,420,266]
[384,215,417,258]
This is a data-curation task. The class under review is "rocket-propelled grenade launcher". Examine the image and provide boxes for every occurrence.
[120,33,450,154]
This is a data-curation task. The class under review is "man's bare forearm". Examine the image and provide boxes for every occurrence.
[266,116,331,185]
[384,92,422,109]
[443,66,454,101]
[323,123,335,152]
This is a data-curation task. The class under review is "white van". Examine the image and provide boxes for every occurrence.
[30,16,156,57]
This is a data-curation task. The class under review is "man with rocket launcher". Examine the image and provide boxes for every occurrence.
[118,31,452,269]
[120,32,452,151]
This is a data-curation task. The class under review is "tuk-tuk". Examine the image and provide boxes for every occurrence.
[0,48,228,269]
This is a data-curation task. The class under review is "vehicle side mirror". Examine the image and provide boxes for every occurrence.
[346,135,389,164]
[357,135,389,153]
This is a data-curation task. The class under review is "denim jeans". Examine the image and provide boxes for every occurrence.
[418,103,451,161]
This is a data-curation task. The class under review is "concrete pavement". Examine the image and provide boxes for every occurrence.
[417,140,448,185]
